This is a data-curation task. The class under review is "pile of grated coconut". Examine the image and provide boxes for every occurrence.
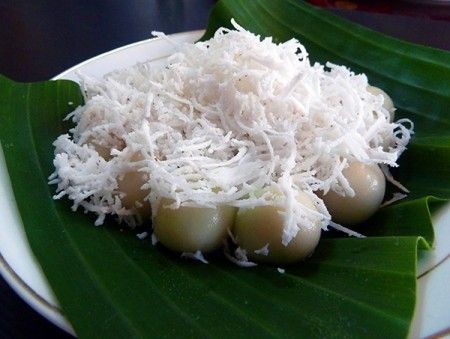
[49,20,413,246]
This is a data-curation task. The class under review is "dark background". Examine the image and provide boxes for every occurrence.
[0,0,449,337]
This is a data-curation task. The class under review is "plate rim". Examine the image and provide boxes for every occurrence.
[51,29,205,81]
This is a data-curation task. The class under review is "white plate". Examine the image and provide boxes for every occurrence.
[0,30,449,338]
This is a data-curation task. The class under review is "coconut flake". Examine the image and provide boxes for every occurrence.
[136,231,148,240]
[380,192,408,208]
[151,232,159,246]
[224,246,258,268]
[254,243,270,256]
[328,221,365,238]
[380,165,410,193]
[181,250,209,264]
[50,20,413,247]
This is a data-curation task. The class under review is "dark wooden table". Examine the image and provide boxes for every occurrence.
[0,1,449,337]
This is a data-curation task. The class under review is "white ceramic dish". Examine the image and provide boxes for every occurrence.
[0,30,448,338]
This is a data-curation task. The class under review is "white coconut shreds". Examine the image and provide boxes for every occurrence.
[136,231,148,240]
[151,233,159,246]
[49,19,413,245]
[224,246,258,268]
[181,251,209,264]
[380,192,408,208]
[254,243,270,256]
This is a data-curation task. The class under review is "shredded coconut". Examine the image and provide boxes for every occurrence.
[224,245,258,267]
[380,165,410,193]
[136,231,148,240]
[328,221,365,238]
[380,192,408,208]
[50,20,412,247]
[227,227,237,244]
[254,243,270,256]
[151,232,158,246]
[181,250,209,264]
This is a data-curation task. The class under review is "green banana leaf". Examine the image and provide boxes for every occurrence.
[0,0,449,338]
